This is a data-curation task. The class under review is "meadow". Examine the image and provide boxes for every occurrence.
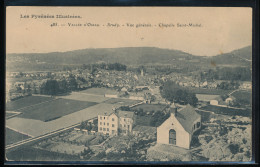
[6,96,54,111]
[17,98,97,122]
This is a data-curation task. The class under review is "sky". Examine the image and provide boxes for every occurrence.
[6,7,252,56]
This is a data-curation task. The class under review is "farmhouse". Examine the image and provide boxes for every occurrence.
[210,96,226,106]
[157,104,201,149]
[196,94,220,102]
[98,110,135,136]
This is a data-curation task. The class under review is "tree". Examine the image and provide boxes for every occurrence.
[42,80,60,96]
[67,75,78,90]
[58,79,68,93]
[186,93,198,107]
[160,80,198,106]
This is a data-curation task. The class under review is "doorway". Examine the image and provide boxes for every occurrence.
[169,129,176,145]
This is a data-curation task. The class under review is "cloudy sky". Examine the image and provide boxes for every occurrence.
[6,7,252,56]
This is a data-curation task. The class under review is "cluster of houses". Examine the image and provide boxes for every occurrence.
[196,93,238,107]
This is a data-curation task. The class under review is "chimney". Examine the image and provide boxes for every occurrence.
[173,107,177,116]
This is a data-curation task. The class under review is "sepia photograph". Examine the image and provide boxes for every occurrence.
[5,7,253,163]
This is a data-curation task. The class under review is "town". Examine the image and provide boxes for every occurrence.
[5,46,252,162]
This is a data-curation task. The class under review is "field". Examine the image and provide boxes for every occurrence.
[17,98,97,122]
[200,105,251,117]
[6,96,54,111]
[135,115,153,126]
[104,98,141,106]
[187,87,232,95]
[59,92,109,103]
[131,104,167,112]
[79,87,118,95]
[5,128,31,146]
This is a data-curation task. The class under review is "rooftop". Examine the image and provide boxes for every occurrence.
[175,104,201,134]
[117,110,135,119]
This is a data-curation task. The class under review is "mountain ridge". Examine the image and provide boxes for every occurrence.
[7,46,252,70]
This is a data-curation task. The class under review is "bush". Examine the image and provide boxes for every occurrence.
[228,144,240,154]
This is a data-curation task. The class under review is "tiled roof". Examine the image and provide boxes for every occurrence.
[117,110,134,119]
[175,104,201,134]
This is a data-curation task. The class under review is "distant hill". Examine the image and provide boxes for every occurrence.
[7,47,198,65]
[210,46,252,67]
[6,46,252,71]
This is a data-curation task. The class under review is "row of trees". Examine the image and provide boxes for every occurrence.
[82,63,127,71]
[160,80,198,107]
[216,81,240,90]
[197,67,251,82]
[40,76,78,95]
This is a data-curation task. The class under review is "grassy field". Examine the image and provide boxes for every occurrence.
[80,87,118,95]
[60,92,109,103]
[17,98,97,122]
[131,104,167,112]
[104,98,141,106]
[5,128,31,146]
[187,87,232,95]
[6,96,54,111]
[200,105,251,117]
[135,115,153,126]
[6,146,80,161]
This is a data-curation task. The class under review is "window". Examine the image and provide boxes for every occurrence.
[104,122,105,125]
[120,124,122,127]
[124,118,126,121]
[127,125,130,130]
[100,127,102,131]
[104,117,105,120]
[112,124,115,127]
[100,122,102,125]
[107,128,109,131]
[124,125,126,128]
[112,118,115,121]
[112,130,115,134]
[103,128,106,131]
[100,116,102,120]
[107,123,109,126]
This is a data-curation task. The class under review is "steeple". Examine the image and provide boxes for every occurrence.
[170,102,177,116]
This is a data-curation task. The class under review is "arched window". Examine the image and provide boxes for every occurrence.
[169,129,176,145]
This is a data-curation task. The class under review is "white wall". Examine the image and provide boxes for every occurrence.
[108,114,119,135]
[210,100,218,106]
[98,113,118,135]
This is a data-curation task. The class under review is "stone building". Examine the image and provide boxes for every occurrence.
[98,110,135,136]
